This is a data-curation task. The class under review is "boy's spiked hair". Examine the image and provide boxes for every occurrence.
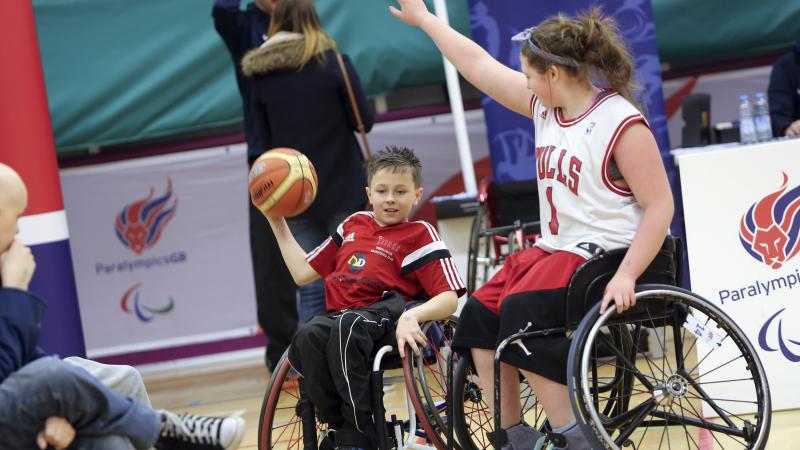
[367,146,422,188]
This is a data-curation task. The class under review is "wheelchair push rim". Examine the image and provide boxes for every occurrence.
[259,351,324,450]
[405,320,460,448]
[403,321,454,450]
[568,286,771,450]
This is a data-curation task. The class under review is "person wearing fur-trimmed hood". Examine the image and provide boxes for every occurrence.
[242,0,373,324]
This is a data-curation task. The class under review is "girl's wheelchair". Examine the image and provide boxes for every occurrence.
[450,236,771,449]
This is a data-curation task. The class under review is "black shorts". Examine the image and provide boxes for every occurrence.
[452,247,586,384]
[453,292,573,385]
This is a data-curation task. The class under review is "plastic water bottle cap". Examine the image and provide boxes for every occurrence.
[755,92,765,98]
[740,95,749,101]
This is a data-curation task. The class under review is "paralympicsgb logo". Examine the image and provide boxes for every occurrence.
[738,172,800,269]
[759,308,800,362]
[120,283,175,323]
[115,179,178,255]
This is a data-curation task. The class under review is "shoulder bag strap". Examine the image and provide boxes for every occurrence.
[336,52,372,162]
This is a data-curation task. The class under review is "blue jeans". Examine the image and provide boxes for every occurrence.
[288,212,353,323]
[0,357,160,450]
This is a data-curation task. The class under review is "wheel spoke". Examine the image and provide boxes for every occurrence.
[649,409,748,439]
[596,331,658,390]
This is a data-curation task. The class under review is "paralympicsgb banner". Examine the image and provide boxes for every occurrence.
[677,139,800,412]
[60,145,258,359]
[466,0,670,182]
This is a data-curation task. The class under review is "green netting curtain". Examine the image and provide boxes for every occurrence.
[33,0,800,152]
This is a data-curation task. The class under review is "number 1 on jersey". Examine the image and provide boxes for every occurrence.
[545,186,559,234]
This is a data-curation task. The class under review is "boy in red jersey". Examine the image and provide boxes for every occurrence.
[265,146,466,449]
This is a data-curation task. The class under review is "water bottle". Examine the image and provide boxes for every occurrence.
[753,92,773,142]
[738,95,758,145]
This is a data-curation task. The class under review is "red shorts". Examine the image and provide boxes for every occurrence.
[453,246,587,383]
[473,246,586,315]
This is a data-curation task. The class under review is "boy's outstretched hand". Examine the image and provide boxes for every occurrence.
[396,311,428,358]
[389,0,431,27]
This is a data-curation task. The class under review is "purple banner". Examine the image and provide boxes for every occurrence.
[31,239,86,358]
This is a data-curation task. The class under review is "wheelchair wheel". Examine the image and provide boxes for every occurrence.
[467,204,490,295]
[568,285,771,450]
[450,353,546,450]
[403,319,459,450]
[259,350,325,450]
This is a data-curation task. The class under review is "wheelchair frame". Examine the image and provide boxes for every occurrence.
[466,178,540,294]
[259,320,459,450]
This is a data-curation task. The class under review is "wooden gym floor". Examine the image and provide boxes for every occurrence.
[144,355,799,450]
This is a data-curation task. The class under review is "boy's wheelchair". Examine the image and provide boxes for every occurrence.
[467,178,540,294]
[258,316,460,450]
[450,236,772,449]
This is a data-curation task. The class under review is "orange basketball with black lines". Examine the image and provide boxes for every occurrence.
[249,148,318,218]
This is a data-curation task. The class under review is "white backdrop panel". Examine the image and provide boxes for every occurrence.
[61,145,257,358]
[677,139,800,413]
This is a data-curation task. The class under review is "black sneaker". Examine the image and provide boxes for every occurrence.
[155,410,245,450]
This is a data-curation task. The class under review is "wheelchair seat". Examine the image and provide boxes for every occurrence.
[564,236,679,329]
[480,177,540,229]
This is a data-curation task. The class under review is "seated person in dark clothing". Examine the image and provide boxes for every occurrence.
[0,163,245,450]
[768,40,800,137]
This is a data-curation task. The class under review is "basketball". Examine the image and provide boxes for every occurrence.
[249,148,318,218]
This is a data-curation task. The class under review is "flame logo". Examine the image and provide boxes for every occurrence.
[739,172,800,269]
[120,283,175,323]
[115,179,178,254]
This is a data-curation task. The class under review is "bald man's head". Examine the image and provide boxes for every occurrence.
[0,164,28,253]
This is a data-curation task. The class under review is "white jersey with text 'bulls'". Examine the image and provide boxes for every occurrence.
[531,90,646,258]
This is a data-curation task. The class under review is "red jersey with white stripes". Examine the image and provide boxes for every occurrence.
[307,212,466,312]
[531,90,648,257]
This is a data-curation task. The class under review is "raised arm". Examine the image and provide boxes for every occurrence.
[265,216,320,285]
[600,123,674,314]
[390,0,532,118]
[212,0,248,61]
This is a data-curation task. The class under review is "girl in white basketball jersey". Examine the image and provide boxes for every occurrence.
[392,3,674,450]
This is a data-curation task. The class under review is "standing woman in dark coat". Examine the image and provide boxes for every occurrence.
[242,0,372,321]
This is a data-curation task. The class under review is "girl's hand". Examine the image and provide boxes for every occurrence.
[600,271,637,315]
[389,0,432,27]
[396,311,427,358]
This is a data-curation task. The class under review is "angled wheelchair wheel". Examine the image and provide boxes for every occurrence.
[568,285,771,450]
[402,319,459,450]
[259,350,325,450]
[450,353,547,450]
